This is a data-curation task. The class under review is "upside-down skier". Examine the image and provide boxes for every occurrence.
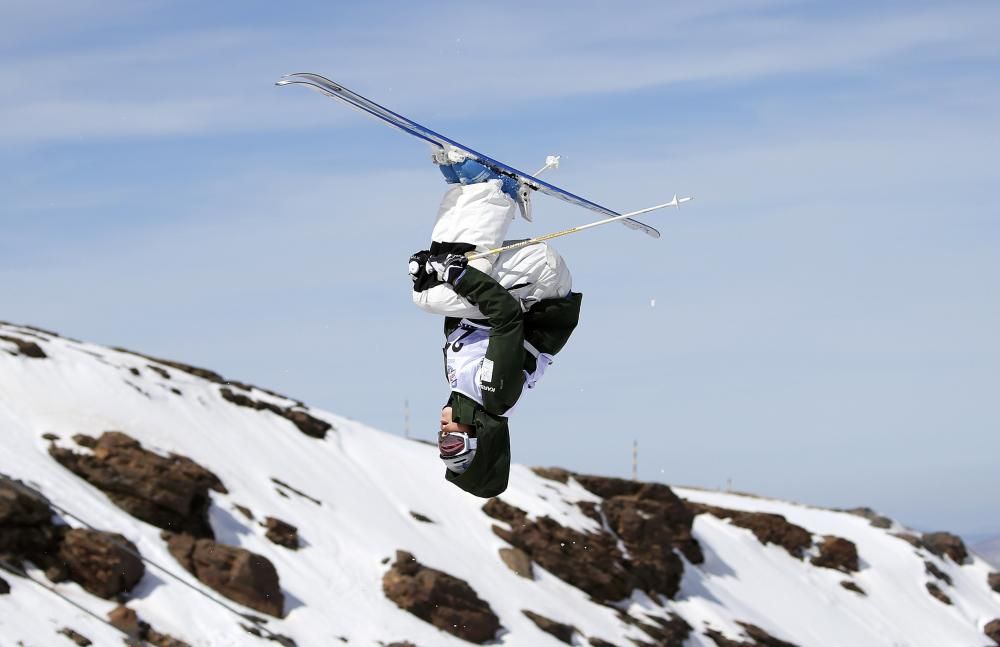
[409,149,582,498]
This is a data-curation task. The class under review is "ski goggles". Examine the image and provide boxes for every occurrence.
[439,431,478,474]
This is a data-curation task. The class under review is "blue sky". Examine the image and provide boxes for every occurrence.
[2,0,998,536]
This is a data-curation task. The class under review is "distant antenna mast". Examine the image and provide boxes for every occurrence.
[403,400,410,438]
[632,440,638,481]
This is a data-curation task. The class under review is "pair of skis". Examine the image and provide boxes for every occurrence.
[275,72,690,255]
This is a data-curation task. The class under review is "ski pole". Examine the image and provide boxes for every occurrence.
[466,195,692,261]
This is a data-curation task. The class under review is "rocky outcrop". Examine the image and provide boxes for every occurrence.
[924,560,952,585]
[0,334,47,358]
[810,536,859,573]
[57,627,92,646]
[842,507,892,529]
[1,477,144,598]
[985,619,1000,645]
[219,387,332,439]
[0,476,62,570]
[531,467,571,484]
[108,605,191,647]
[498,547,534,579]
[989,572,1000,594]
[483,476,701,603]
[925,582,952,605]
[921,532,968,564]
[522,610,576,644]
[691,504,812,559]
[57,529,144,599]
[840,581,866,596]
[382,550,501,644]
[50,431,226,538]
[263,517,299,550]
[484,498,633,602]
[618,612,692,647]
[165,532,284,618]
[706,622,800,647]
[0,574,9,594]
[409,511,433,524]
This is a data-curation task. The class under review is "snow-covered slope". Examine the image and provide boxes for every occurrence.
[1,321,999,647]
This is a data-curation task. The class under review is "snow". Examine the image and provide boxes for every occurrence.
[1,321,998,647]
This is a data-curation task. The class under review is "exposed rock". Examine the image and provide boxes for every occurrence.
[50,431,226,538]
[692,504,812,559]
[706,621,800,647]
[0,476,63,571]
[924,560,952,585]
[522,610,576,644]
[843,507,892,529]
[112,349,225,382]
[573,474,644,499]
[0,334,47,358]
[42,433,60,441]
[892,533,922,549]
[989,572,1000,593]
[618,612,691,647]
[409,511,433,523]
[384,643,418,647]
[483,498,633,602]
[108,605,142,636]
[810,536,859,573]
[382,550,501,644]
[531,467,571,484]
[264,517,299,550]
[270,477,321,505]
[926,582,952,605]
[234,504,254,521]
[576,500,603,525]
[985,619,1000,645]
[840,581,866,596]
[165,532,284,618]
[921,532,968,564]
[498,547,533,579]
[147,365,171,379]
[59,529,144,599]
[0,574,9,594]
[220,387,332,439]
[57,627,92,646]
[72,434,98,448]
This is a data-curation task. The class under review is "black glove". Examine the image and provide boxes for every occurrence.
[408,250,430,282]
[427,253,469,285]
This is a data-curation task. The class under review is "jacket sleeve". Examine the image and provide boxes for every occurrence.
[451,267,525,415]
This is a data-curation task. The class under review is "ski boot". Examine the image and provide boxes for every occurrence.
[432,145,531,221]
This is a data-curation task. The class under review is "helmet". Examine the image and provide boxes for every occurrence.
[439,431,477,474]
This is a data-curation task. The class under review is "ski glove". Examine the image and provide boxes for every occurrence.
[408,250,430,282]
[427,253,469,285]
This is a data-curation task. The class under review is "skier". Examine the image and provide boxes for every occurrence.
[409,148,582,498]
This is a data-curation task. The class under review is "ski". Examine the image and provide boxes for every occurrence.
[276,72,663,239]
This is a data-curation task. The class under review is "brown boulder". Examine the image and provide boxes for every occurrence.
[483,498,633,602]
[706,621,800,647]
[810,536,859,573]
[0,334,47,358]
[989,572,1000,593]
[619,612,692,647]
[263,517,299,550]
[921,532,968,564]
[0,477,63,570]
[692,504,812,558]
[843,507,892,529]
[219,387,332,439]
[382,550,501,644]
[108,605,191,647]
[57,628,92,645]
[924,560,952,585]
[59,529,144,599]
[985,619,1000,645]
[522,610,576,644]
[498,547,534,579]
[0,574,9,594]
[531,467,572,484]
[165,532,284,618]
[925,582,952,605]
[50,431,226,538]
